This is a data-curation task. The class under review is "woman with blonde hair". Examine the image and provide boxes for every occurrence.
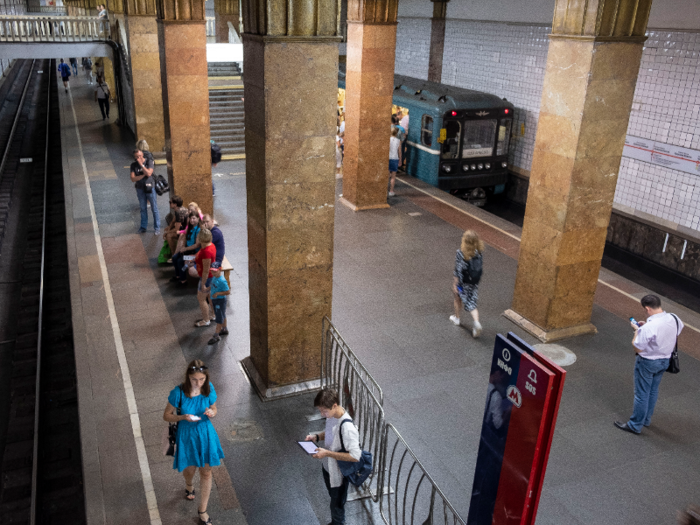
[450,230,484,337]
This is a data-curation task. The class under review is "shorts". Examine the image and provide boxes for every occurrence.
[389,159,399,172]
[212,298,227,325]
[61,76,70,82]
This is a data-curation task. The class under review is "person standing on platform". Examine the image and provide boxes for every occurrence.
[388,127,401,198]
[94,75,111,120]
[130,149,161,235]
[69,57,78,76]
[305,388,361,525]
[163,360,224,525]
[615,294,683,435]
[206,263,230,345]
[189,228,216,328]
[398,110,409,168]
[57,59,71,93]
[450,230,484,338]
[82,57,93,84]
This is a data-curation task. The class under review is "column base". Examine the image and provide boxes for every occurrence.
[503,309,597,343]
[240,357,321,402]
[338,197,390,212]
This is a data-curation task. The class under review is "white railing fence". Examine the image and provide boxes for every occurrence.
[0,15,110,42]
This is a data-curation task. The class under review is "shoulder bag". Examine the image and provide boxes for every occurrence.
[667,314,680,374]
[337,418,373,487]
[162,387,183,456]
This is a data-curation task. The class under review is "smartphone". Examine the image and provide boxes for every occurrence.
[629,317,640,328]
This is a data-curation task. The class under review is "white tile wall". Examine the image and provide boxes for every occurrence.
[395,18,700,231]
[394,17,432,80]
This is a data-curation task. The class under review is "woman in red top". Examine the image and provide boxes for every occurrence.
[189,228,217,327]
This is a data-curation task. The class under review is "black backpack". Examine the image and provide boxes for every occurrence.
[461,252,483,285]
[154,174,169,196]
[211,142,222,164]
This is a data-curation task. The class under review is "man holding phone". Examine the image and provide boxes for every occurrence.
[615,294,683,435]
[130,149,160,235]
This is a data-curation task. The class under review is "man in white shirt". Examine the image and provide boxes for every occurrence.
[305,388,361,525]
[615,294,683,434]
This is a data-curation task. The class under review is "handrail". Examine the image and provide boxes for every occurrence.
[29,58,51,525]
[0,15,111,42]
[0,60,35,180]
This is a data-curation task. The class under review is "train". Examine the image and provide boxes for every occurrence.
[338,68,514,204]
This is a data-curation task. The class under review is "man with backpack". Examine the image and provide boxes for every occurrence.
[94,75,111,120]
[58,58,71,93]
[130,149,161,235]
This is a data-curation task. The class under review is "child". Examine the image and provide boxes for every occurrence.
[207,263,230,345]
[170,212,201,284]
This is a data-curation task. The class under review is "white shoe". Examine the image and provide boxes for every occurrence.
[472,321,482,338]
[449,315,460,326]
[388,192,396,197]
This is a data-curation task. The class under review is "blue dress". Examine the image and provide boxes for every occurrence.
[168,384,225,472]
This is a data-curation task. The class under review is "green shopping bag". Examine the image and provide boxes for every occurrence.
[158,240,172,264]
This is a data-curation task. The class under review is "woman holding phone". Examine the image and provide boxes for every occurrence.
[163,360,224,524]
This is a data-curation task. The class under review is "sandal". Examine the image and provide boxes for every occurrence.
[198,510,213,524]
[195,320,211,327]
[185,486,196,500]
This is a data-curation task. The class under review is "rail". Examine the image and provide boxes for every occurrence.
[379,424,467,525]
[29,58,52,525]
[0,15,110,42]
[0,60,35,178]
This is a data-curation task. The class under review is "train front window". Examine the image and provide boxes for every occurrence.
[461,119,497,158]
[496,120,512,156]
[441,121,461,159]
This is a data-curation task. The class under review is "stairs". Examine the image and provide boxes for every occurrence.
[209,87,245,157]
[208,62,241,77]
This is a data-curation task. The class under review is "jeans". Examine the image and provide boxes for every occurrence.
[627,355,669,432]
[172,251,187,281]
[98,98,110,119]
[71,63,78,75]
[136,187,160,231]
[322,468,349,525]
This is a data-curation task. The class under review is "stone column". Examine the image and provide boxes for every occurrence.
[156,0,213,213]
[505,0,653,342]
[213,0,238,43]
[340,0,398,211]
[240,0,339,398]
[124,0,166,152]
[427,0,447,83]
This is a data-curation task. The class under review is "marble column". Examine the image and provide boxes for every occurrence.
[340,0,398,211]
[505,0,653,342]
[427,0,447,83]
[156,0,213,214]
[124,0,166,152]
[240,0,339,398]
[213,0,238,43]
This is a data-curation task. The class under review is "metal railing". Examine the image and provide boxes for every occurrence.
[0,15,110,42]
[321,317,385,500]
[379,424,467,525]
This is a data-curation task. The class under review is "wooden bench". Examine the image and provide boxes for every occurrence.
[221,256,233,287]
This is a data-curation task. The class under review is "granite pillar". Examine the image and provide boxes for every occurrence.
[340,0,398,211]
[427,0,447,83]
[156,0,213,214]
[505,0,653,342]
[241,0,340,398]
[214,0,238,43]
[124,0,166,152]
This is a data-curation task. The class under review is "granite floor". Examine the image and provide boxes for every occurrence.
[59,71,700,525]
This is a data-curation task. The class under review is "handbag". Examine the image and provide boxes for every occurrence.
[162,387,183,456]
[667,314,680,374]
[337,419,373,487]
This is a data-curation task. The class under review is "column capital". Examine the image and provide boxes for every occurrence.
[125,0,157,16]
[242,0,341,37]
[347,0,398,24]
[552,0,652,40]
[155,0,205,20]
[108,0,124,15]
[214,0,237,16]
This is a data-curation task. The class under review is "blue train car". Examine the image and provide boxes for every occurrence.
[339,69,514,200]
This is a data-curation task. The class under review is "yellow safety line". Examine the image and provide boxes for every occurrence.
[209,85,244,90]
[397,177,700,335]
[222,153,245,160]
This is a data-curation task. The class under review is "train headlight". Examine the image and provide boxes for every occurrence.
[471,164,477,170]
[443,165,452,173]
[485,163,491,169]
[501,162,508,168]
[478,164,484,170]
[462,165,470,172]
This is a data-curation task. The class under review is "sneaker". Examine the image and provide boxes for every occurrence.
[167,258,173,264]
[155,230,161,236]
[472,321,483,338]
[207,334,221,345]
[388,192,396,197]
[210,314,216,321]
[195,320,211,327]
[449,315,460,326]
[220,329,229,336]
[137,227,147,233]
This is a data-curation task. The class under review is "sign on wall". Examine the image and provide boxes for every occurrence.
[623,135,700,175]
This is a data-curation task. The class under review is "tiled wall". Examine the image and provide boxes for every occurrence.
[395,18,700,232]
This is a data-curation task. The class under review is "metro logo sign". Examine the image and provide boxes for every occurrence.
[468,333,566,525]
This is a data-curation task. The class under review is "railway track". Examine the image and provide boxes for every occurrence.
[0,59,85,525]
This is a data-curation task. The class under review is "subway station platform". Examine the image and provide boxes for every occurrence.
[57,72,700,525]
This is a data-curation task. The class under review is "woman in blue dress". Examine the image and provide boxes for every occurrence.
[163,360,224,525]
